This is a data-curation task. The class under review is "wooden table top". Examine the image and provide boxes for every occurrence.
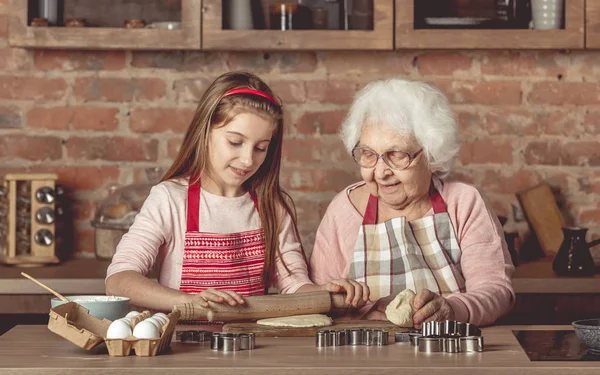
[0,325,599,374]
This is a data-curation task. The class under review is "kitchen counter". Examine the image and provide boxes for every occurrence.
[0,325,599,374]
[512,257,600,294]
[0,259,111,314]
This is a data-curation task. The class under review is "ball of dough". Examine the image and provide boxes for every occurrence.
[385,289,416,327]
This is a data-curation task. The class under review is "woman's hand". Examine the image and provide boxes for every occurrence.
[360,294,396,320]
[322,279,370,307]
[412,289,455,327]
[192,288,245,307]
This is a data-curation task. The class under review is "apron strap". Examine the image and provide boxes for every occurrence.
[430,183,447,214]
[187,178,260,231]
[362,181,447,225]
[186,179,201,232]
[362,194,378,225]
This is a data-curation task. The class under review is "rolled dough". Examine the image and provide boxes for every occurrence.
[385,289,416,327]
[256,314,333,328]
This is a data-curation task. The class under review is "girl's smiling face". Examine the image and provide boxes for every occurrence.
[203,112,276,197]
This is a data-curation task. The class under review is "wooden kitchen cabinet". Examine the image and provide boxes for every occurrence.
[8,0,201,50]
[395,0,585,49]
[586,0,600,48]
[201,0,394,51]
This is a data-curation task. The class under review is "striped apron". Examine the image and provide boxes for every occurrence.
[348,182,466,301]
[179,180,266,297]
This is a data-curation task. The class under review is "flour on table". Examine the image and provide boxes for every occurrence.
[385,289,416,327]
[256,314,333,328]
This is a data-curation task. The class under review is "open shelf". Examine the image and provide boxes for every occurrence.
[395,0,585,49]
[8,0,201,50]
[202,0,394,51]
[586,0,600,48]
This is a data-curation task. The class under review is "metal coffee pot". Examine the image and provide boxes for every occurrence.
[552,227,600,277]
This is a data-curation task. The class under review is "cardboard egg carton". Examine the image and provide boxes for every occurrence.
[48,302,180,357]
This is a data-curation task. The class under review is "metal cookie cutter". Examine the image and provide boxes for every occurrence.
[176,330,213,343]
[316,329,388,347]
[210,332,256,352]
[415,320,484,353]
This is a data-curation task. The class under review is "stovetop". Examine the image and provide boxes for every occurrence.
[513,330,600,361]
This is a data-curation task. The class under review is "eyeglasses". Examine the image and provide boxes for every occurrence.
[351,147,423,170]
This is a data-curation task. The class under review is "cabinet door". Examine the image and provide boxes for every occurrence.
[9,0,201,50]
[202,0,394,51]
[396,0,584,49]
[586,0,600,48]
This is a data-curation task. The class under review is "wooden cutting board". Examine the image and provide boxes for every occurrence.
[222,320,412,337]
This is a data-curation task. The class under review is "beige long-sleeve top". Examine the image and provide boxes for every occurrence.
[106,178,313,294]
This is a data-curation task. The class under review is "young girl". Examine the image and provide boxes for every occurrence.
[106,72,369,312]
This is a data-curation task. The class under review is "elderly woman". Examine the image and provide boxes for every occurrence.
[309,78,514,327]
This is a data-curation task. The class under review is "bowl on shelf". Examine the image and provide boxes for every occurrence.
[572,319,600,354]
[51,295,130,321]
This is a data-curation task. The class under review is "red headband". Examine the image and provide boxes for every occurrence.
[223,88,279,106]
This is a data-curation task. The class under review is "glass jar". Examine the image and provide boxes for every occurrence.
[90,168,161,260]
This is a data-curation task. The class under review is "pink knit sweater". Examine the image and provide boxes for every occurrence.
[309,180,515,326]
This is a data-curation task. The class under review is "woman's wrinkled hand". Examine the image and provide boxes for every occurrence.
[322,279,370,307]
[193,288,245,307]
[412,289,455,328]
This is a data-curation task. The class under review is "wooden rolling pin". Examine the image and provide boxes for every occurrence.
[173,291,353,321]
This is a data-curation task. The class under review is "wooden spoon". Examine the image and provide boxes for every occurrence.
[20,272,69,301]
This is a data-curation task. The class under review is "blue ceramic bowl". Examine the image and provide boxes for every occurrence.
[572,319,600,354]
[51,295,130,321]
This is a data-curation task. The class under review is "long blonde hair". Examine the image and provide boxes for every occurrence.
[162,71,301,288]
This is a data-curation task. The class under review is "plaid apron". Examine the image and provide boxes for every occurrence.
[179,180,266,297]
[348,182,466,301]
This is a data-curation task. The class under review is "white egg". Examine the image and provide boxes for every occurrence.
[106,320,132,339]
[153,312,168,320]
[125,311,141,318]
[144,317,163,330]
[118,317,132,325]
[132,320,160,339]
[151,314,168,325]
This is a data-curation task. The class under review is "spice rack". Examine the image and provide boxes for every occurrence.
[0,173,60,266]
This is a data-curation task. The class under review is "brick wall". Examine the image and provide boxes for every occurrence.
[1,4,599,259]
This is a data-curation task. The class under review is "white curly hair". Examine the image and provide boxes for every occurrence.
[340,78,461,180]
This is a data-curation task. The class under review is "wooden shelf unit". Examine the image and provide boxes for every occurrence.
[586,0,600,48]
[201,0,394,51]
[395,0,585,50]
[8,0,201,50]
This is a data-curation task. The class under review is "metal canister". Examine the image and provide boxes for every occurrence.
[336,330,347,346]
[316,330,328,347]
[348,329,363,346]
[418,337,444,353]
[328,330,339,346]
[460,336,484,352]
[239,333,255,350]
[443,320,457,336]
[409,332,422,346]
[444,337,460,353]
[394,332,411,343]
[221,336,240,352]
[211,332,221,350]
[374,330,388,346]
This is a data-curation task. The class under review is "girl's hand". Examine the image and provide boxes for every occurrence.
[193,288,245,307]
[412,289,455,328]
[322,279,370,307]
